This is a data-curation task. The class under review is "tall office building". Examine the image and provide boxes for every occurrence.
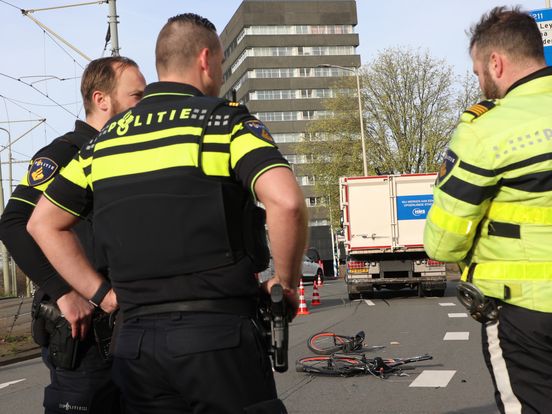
[220,0,360,266]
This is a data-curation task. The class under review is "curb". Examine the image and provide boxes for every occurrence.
[0,346,41,367]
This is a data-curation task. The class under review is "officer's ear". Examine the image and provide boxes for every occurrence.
[488,52,505,79]
[91,90,110,114]
[198,48,210,74]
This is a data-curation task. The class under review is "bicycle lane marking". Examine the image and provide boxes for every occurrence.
[448,313,468,318]
[0,379,26,390]
[364,300,375,306]
[409,370,456,387]
[443,332,470,340]
[438,302,456,306]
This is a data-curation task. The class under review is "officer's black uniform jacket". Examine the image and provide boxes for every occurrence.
[44,82,290,311]
[0,121,97,300]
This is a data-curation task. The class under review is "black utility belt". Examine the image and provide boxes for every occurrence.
[123,298,258,322]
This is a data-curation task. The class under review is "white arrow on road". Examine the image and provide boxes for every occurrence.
[0,379,26,389]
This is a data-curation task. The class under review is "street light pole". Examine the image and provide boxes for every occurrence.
[0,128,12,296]
[317,64,368,176]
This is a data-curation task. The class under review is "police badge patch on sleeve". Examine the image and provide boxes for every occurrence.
[244,120,274,144]
[27,157,59,187]
[435,149,458,186]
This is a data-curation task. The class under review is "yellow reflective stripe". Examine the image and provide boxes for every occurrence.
[472,262,552,280]
[141,92,193,100]
[202,152,230,177]
[10,197,36,207]
[250,164,291,200]
[94,126,202,151]
[230,133,274,169]
[487,202,552,225]
[79,154,92,170]
[61,158,88,190]
[92,144,198,182]
[203,133,232,144]
[427,205,475,235]
[43,193,83,218]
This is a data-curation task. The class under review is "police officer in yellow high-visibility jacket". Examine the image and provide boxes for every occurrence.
[424,7,552,414]
[27,13,308,414]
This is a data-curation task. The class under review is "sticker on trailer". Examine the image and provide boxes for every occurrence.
[396,195,433,220]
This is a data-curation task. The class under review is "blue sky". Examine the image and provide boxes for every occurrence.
[0,0,548,187]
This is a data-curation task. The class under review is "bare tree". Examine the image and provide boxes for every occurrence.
[297,47,480,227]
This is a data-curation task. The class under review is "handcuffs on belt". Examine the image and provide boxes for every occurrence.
[456,264,499,324]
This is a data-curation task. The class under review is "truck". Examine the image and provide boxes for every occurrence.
[339,173,446,300]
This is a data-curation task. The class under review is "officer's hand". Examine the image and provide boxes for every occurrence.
[100,289,118,314]
[263,278,299,316]
[56,290,94,339]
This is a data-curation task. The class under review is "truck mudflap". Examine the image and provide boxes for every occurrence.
[346,276,446,300]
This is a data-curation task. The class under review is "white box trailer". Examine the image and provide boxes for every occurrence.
[340,173,446,300]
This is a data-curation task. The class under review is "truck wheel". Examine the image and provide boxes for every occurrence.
[417,284,424,297]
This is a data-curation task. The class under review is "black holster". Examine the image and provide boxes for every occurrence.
[35,302,79,370]
[93,310,115,361]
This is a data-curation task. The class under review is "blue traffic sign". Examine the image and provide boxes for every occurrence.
[530,8,552,65]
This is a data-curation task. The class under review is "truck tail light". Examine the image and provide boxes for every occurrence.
[427,260,445,267]
[348,260,368,273]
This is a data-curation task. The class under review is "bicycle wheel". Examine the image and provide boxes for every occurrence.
[296,356,364,376]
[307,332,349,355]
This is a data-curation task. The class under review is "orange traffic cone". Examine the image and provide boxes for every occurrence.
[311,281,321,306]
[317,272,323,287]
[317,260,324,286]
[297,278,310,315]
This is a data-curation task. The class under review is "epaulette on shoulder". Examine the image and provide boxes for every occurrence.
[461,100,496,123]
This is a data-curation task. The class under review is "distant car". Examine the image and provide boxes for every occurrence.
[256,256,323,284]
[301,255,323,283]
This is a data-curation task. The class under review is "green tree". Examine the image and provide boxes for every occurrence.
[297,47,480,227]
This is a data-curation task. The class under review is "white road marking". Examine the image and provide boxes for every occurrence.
[0,379,26,390]
[409,370,456,388]
[443,331,470,341]
[438,302,456,307]
[364,300,375,306]
[448,313,468,318]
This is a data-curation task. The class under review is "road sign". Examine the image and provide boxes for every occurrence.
[530,8,552,65]
[396,194,433,221]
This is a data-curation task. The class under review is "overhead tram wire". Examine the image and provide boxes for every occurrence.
[0,0,20,10]
[0,95,62,136]
[41,29,86,70]
[0,72,80,118]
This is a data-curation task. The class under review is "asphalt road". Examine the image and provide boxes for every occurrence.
[0,279,499,414]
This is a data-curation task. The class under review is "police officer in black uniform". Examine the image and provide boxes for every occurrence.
[0,56,146,413]
[28,14,308,414]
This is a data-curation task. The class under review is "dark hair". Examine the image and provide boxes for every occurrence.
[469,6,544,62]
[155,13,220,76]
[81,56,138,115]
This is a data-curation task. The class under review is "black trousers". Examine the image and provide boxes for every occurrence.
[112,312,282,414]
[42,339,121,413]
[481,302,552,414]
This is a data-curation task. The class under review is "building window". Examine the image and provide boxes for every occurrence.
[297,175,316,186]
[249,89,337,101]
[284,154,313,164]
[309,219,330,226]
[229,67,355,94]
[272,133,304,143]
[238,25,354,38]
[230,47,355,73]
[255,111,334,122]
[305,196,328,207]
